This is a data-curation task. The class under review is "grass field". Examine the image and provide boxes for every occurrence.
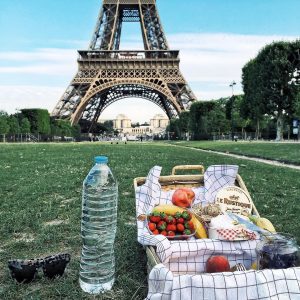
[171,141,300,164]
[1,142,300,299]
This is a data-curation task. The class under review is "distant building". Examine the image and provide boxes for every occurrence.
[150,114,169,129]
[113,113,169,135]
[113,114,131,129]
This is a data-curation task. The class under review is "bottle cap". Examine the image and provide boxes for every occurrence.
[94,156,108,163]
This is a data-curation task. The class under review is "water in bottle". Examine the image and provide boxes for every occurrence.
[79,156,118,294]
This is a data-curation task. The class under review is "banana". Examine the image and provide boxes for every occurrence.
[256,217,276,233]
[152,204,208,239]
[152,204,186,215]
[251,262,257,270]
[192,217,208,239]
[248,215,276,233]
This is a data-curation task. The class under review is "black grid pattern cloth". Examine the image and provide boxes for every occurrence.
[136,166,300,299]
[146,264,300,300]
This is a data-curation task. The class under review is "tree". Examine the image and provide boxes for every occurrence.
[167,118,180,139]
[54,119,72,138]
[178,111,190,139]
[51,119,80,140]
[8,116,20,141]
[189,101,216,140]
[241,59,266,139]
[0,111,10,142]
[209,98,230,138]
[293,92,300,117]
[242,40,300,141]
[226,95,251,140]
[72,124,81,140]
[131,122,140,128]
[102,120,114,133]
[21,109,51,135]
[20,118,31,134]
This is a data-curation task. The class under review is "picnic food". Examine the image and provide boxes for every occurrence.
[172,188,195,208]
[148,211,195,238]
[202,204,221,217]
[256,218,276,233]
[150,204,207,239]
[249,216,276,233]
[206,256,230,273]
[208,214,257,240]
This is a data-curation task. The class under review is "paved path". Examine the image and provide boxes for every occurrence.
[171,145,300,171]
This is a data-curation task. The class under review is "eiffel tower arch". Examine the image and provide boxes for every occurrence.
[52,0,197,129]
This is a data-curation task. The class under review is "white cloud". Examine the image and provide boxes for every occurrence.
[0,85,64,113]
[0,48,78,75]
[0,33,298,120]
[168,33,297,99]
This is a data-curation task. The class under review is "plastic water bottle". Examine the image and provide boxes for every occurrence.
[79,156,118,294]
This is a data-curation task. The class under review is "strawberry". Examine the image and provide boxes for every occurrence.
[166,224,176,232]
[177,223,185,232]
[184,221,195,231]
[149,212,161,223]
[177,217,185,224]
[160,212,166,219]
[182,211,192,220]
[174,212,182,219]
[160,230,167,236]
[165,215,176,224]
[152,229,159,235]
[148,222,156,231]
[167,231,176,237]
[183,229,192,235]
[157,221,167,231]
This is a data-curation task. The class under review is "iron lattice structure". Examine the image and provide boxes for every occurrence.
[52,0,197,128]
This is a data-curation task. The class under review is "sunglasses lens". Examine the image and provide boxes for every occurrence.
[8,261,38,283]
[43,253,71,279]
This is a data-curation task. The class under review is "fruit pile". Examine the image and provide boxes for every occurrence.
[148,210,195,238]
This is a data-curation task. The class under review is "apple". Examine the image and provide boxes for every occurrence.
[172,188,195,208]
[206,256,230,273]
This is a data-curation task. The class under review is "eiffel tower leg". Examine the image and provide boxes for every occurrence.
[89,2,120,50]
[86,97,105,133]
[139,2,169,50]
[51,82,89,119]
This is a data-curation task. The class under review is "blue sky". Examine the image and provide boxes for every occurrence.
[0,0,299,122]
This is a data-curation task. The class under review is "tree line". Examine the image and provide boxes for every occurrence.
[0,108,119,142]
[0,109,81,141]
[167,40,300,141]
[0,109,120,142]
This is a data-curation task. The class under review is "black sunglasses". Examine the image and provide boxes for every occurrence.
[8,253,71,283]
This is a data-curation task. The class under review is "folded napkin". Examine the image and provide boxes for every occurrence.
[216,228,257,241]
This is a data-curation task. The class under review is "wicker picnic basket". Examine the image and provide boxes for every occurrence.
[133,165,260,274]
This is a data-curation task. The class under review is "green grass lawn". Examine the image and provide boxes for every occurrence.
[171,141,300,164]
[1,142,300,299]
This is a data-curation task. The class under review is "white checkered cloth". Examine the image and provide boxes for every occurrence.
[147,264,300,300]
[135,166,300,299]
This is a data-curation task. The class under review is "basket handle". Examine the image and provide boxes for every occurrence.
[171,165,205,175]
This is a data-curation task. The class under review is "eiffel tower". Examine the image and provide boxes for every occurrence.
[51,0,197,129]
